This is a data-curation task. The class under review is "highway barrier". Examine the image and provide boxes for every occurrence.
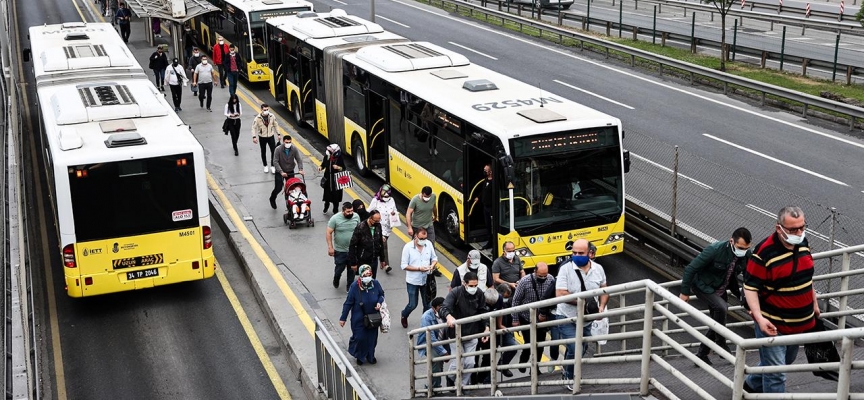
[315,317,376,400]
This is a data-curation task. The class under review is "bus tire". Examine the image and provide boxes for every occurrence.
[438,197,464,247]
[291,95,306,128]
[352,136,370,177]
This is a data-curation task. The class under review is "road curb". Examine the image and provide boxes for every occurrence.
[209,188,327,400]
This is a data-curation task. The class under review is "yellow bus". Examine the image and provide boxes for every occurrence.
[195,0,313,83]
[28,23,215,297]
[266,12,630,267]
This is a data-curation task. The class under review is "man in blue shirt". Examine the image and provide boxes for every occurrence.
[417,297,448,391]
[400,227,438,328]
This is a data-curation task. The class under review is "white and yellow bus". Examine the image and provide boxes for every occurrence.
[28,23,215,297]
[266,12,630,267]
[264,9,406,139]
[195,0,313,83]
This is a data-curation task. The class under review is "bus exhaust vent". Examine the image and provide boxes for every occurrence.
[432,69,468,80]
[356,42,469,72]
[463,79,498,92]
[65,33,90,41]
[296,11,318,18]
[316,16,362,28]
[518,108,567,123]
[104,132,147,148]
[63,44,108,59]
[78,85,135,107]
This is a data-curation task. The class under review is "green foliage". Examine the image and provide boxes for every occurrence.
[857,6,864,28]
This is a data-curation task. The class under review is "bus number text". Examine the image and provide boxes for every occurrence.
[471,97,562,112]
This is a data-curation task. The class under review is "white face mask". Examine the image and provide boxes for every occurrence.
[219,40,224,44]
[230,51,235,56]
[201,60,208,65]
[468,260,480,269]
[361,276,373,284]
[421,196,431,202]
[465,286,478,295]
[505,251,515,260]
[284,143,292,149]
[731,241,748,258]
[416,239,428,247]
[261,110,269,116]
[781,228,806,245]
[325,150,331,157]
[193,52,200,56]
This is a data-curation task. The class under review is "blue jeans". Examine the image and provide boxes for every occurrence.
[227,71,239,96]
[333,251,352,290]
[153,69,165,87]
[498,331,518,365]
[745,324,799,393]
[556,314,592,380]
[402,283,431,319]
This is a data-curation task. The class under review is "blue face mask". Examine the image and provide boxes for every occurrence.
[572,255,590,267]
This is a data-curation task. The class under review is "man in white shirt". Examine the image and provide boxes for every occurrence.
[554,239,608,389]
[400,227,438,328]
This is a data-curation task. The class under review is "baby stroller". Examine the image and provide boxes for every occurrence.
[282,175,314,229]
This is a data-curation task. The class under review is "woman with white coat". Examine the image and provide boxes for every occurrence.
[367,184,399,273]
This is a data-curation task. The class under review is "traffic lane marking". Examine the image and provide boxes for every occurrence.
[630,153,713,190]
[377,15,411,28]
[448,42,498,60]
[554,79,635,110]
[214,262,292,399]
[702,133,849,187]
[389,0,864,152]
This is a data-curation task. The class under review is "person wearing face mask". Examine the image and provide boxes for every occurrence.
[165,58,187,112]
[679,227,752,365]
[339,264,385,366]
[212,37,231,88]
[417,297,448,391]
[743,206,818,394]
[148,46,169,92]
[511,262,558,373]
[328,202,361,292]
[348,210,389,279]
[554,238,608,390]
[319,144,346,214]
[182,23,200,61]
[115,3,132,43]
[367,184,398,249]
[352,199,369,222]
[439,271,490,388]
[223,94,243,155]
[252,104,280,173]
[192,56,217,111]
[406,186,438,247]
[473,164,496,250]
[187,47,202,96]
[450,250,492,292]
[223,45,242,96]
[400,227,439,329]
[492,241,525,291]
[270,135,303,209]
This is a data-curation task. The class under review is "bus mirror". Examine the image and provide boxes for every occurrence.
[499,154,515,186]
[623,150,631,173]
[22,48,31,62]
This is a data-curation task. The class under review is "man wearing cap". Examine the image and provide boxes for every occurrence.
[450,250,492,292]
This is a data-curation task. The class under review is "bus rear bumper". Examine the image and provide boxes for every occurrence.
[64,256,216,298]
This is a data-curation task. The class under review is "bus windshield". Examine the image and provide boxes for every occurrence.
[506,146,623,233]
[68,154,199,242]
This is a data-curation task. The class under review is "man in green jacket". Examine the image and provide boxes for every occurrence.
[680,227,752,365]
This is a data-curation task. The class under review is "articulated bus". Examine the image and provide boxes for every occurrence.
[266,12,630,267]
[194,0,313,82]
[28,23,215,297]
[264,9,406,138]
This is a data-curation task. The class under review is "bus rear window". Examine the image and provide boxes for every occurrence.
[68,154,198,242]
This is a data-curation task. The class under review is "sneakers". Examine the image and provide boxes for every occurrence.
[293,213,300,220]
[263,166,269,173]
[234,149,238,156]
[401,316,408,329]
[385,266,392,274]
[332,277,340,289]
[696,353,713,366]
[501,369,513,378]
[743,381,761,393]
[207,108,212,112]
[270,166,276,173]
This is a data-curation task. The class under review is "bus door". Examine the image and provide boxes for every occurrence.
[297,52,317,127]
[463,143,498,251]
[364,90,388,180]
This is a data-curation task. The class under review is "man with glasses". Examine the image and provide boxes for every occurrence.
[679,227,752,365]
[553,238,608,391]
[743,206,818,394]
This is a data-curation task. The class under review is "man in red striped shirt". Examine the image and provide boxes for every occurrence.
[743,206,819,393]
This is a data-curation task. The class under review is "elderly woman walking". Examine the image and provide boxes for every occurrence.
[319,143,346,214]
[340,265,385,365]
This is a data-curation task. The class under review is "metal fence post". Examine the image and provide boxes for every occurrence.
[619,294,627,352]
[690,12,697,53]
[732,19,738,64]
[574,299,585,394]
[837,336,854,399]
[425,331,434,398]
[825,207,837,313]
[489,315,498,395]
[529,308,539,394]
[586,0,591,31]
[670,146,679,238]
[652,6,657,44]
[731,344,747,399]
[619,0,623,37]
[831,33,840,81]
[838,252,851,329]
[640,289,654,396]
[779,26,786,70]
[455,324,463,396]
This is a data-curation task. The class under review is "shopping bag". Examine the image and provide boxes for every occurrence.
[379,301,391,333]
[590,317,609,345]
[389,213,402,228]
[334,171,353,190]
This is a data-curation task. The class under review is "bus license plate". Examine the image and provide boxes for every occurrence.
[126,268,159,281]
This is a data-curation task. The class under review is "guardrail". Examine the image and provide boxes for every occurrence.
[314,317,376,400]
[433,0,864,129]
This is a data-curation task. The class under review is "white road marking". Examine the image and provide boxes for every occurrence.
[376,15,410,28]
[389,0,864,150]
[703,134,849,186]
[746,204,864,258]
[447,42,497,60]
[554,80,635,109]
[332,0,347,4]
[630,152,713,189]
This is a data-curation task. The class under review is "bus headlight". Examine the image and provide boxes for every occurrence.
[515,247,534,257]
[604,233,624,244]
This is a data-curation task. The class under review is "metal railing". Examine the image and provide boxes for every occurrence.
[407,244,864,399]
[428,0,864,128]
[315,317,375,400]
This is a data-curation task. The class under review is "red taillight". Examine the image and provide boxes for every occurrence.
[63,244,76,268]
[203,226,212,250]
[192,261,200,270]
[84,277,93,285]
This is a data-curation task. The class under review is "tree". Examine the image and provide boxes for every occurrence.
[704,0,737,71]
[857,6,864,28]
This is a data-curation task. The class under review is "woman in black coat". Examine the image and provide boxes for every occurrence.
[319,143,346,214]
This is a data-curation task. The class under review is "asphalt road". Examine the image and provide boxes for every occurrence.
[12,0,303,399]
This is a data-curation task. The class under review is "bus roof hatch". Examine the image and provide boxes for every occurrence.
[356,42,469,72]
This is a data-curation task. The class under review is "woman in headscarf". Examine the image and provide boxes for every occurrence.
[367,184,398,273]
[319,143,346,214]
[339,264,385,365]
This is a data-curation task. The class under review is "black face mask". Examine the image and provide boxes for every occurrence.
[172,62,179,66]
[535,276,547,283]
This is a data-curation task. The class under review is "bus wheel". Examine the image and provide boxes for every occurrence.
[439,198,464,247]
[353,137,369,177]
[291,96,306,128]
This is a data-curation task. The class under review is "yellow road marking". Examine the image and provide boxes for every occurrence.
[70,0,88,22]
[214,262,292,399]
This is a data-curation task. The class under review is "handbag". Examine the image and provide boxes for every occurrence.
[804,318,840,381]
[424,272,437,300]
[334,170,354,190]
[359,301,383,328]
[574,266,600,315]
[319,175,329,189]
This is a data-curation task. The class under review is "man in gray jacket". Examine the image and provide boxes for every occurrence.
[269,135,304,209]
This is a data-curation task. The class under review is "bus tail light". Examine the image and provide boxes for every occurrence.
[63,244,77,268]
[203,226,212,250]
[192,261,200,270]
[84,277,93,286]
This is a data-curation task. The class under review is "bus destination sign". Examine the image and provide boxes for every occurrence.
[250,9,305,22]
[513,127,617,157]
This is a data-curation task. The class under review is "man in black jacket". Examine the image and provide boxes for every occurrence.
[148,46,169,92]
[440,271,490,388]
[348,210,389,279]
